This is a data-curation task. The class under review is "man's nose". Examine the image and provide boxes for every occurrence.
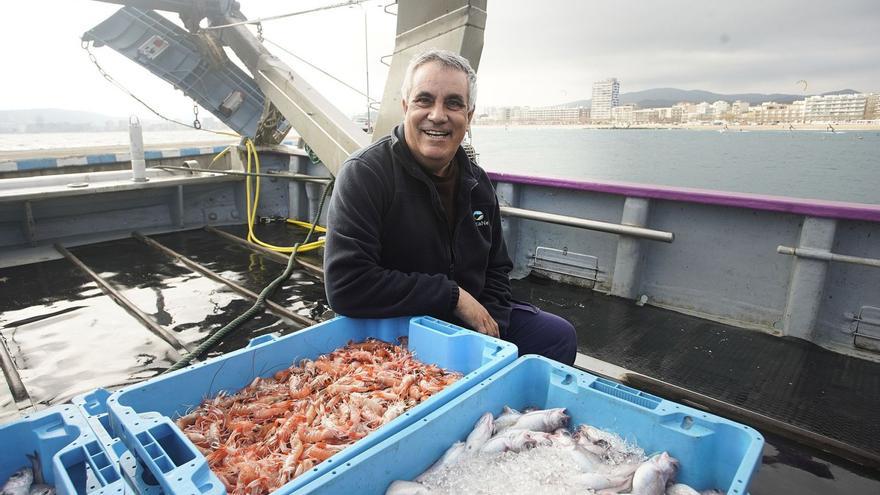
[427,101,448,123]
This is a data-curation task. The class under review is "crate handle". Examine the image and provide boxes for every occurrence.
[550,368,580,393]
[411,316,463,336]
[247,333,277,348]
[54,439,123,495]
[589,377,661,410]
[126,419,217,495]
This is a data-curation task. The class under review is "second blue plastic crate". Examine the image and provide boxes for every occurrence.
[296,355,765,495]
[0,404,128,495]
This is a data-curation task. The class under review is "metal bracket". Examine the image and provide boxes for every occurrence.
[528,246,600,288]
[847,306,880,352]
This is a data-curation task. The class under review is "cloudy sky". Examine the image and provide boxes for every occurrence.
[2,0,877,119]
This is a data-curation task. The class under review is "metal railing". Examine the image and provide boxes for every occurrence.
[500,206,674,243]
[777,246,880,268]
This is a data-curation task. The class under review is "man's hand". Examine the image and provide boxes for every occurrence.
[454,287,500,338]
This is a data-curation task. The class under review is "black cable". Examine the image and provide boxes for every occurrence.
[165,179,334,373]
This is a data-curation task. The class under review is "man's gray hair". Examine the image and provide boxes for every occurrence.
[400,49,478,111]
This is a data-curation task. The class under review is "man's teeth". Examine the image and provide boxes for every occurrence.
[424,130,449,136]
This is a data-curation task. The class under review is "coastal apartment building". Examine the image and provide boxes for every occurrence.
[591,78,620,123]
[475,92,878,126]
[510,106,588,124]
[866,94,880,120]
[477,105,588,124]
[804,93,868,122]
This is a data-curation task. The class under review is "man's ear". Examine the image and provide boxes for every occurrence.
[402,98,408,113]
[467,108,474,124]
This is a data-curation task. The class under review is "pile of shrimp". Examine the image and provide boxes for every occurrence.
[175,338,461,495]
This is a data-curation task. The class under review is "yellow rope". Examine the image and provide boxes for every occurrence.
[239,139,326,254]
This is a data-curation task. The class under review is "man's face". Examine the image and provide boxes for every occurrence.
[402,61,474,175]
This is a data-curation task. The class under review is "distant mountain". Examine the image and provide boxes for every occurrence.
[821,89,859,96]
[562,88,861,109]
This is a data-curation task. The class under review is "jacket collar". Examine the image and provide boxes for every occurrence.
[391,124,478,188]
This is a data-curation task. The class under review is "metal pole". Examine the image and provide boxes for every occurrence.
[777,245,880,269]
[129,116,148,183]
[54,244,188,356]
[0,336,29,403]
[204,226,325,280]
[153,165,333,184]
[500,206,674,243]
[132,232,317,327]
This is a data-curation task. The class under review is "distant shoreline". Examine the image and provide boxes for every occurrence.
[473,123,880,131]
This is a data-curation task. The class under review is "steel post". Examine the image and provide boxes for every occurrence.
[611,197,651,299]
[373,1,488,139]
[782,217,837,340]
[218,19,369,174]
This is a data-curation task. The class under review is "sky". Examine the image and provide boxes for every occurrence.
[2,0,878,120]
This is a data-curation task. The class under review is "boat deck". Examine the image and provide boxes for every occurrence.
[1,224,878,494]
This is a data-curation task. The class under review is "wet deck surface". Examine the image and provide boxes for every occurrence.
[512,274,880,494]
[511,274,880,458]
[0,224,328,409]
[1,226,878,493]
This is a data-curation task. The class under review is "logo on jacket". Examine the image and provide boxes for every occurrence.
[473,210,489,227]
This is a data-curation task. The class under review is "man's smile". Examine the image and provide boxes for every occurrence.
[421,129,452,138]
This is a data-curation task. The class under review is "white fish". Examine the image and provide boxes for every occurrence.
[414,442,467,482]
[666,484,699,495]
[479,429,537,454]
[505,408,569,433]
[570,472,633,491]
[27,486,54,495]
[492,406,523,433]
[385,480,433,495]
[549,428,575,447]
[667,487,724,495]
[631,452,680,495]
[577,424,619,446]
[568,444,605,472]
[465,412,494,453]
[0,469,33,495]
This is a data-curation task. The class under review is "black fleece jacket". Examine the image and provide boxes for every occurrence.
[323,125,514,332]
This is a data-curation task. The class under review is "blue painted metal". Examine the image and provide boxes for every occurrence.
[84,7,274,137]
[16,158,57,170]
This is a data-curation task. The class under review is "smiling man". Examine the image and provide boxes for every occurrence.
[323,50,577,365]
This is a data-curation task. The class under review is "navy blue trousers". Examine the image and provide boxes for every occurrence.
[502,302,578,365]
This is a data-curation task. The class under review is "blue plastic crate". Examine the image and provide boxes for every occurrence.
[0,404,129,495]
[72,389,163,495]
[296,355,765,495]
[105,316,517,495]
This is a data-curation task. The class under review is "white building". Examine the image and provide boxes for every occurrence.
[731,101,750,115]
[508,106,588,124]
[866,94,880,121]
[611,104,635,124]
[804,93,868,122]
[591,78,620,123]
[712,100,731,116]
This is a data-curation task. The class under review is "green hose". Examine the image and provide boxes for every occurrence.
[165,180,334,373]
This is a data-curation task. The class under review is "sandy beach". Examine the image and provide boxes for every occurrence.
[473,122,880,131]
[471,122,880,132]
